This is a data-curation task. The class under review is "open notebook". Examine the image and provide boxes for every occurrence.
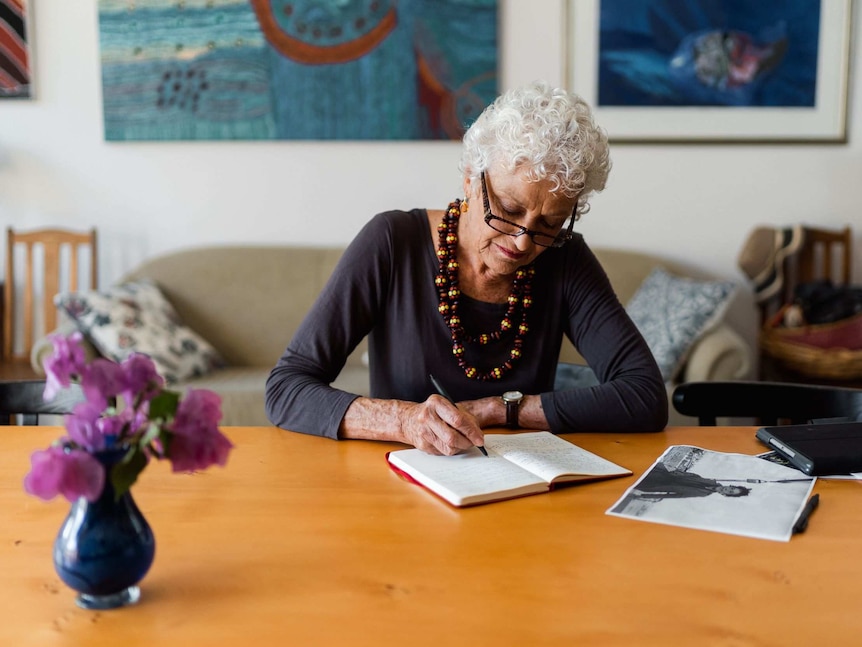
[387,431,631,507]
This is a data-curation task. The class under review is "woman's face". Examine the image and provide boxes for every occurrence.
[461,167,577,278]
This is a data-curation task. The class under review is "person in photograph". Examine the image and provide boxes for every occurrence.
[633,463,751,500]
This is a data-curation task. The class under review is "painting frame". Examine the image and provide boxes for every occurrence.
[0,0,33,99]
[565,0,852,143]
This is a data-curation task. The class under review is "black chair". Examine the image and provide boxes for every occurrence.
[0,380,84,425]
[672,381,862,426]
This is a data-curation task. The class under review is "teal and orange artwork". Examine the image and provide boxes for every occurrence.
[98,0,498,141]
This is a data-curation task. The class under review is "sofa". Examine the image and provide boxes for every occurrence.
[32,245,752,427]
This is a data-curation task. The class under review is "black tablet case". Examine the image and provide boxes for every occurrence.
[756,421,862,476]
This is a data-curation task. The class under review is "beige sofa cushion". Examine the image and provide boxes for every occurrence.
[120,246,366,369]
[178,364,371,427]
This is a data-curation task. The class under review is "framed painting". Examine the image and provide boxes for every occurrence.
[0,0,32,98]
[98,0,498,141]
[566,0,852,143]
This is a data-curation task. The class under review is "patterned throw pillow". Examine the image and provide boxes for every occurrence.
[626,268,736,382]
[55,279,224,384]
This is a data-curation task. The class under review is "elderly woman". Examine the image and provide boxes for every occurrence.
[266,81,668,454]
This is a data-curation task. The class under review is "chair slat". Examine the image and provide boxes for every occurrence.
[3,227,98,361]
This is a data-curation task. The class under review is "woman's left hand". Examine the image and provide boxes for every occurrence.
[457,397,504,428]
[459,394,548,430]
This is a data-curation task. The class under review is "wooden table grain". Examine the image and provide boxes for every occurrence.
[2,426,860,646]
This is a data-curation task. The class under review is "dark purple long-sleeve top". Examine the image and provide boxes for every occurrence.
[265,209,668,438]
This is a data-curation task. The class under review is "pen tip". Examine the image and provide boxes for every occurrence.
[478,446,488,457]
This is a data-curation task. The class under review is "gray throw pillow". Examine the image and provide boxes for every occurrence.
[554,363,599,390]
[626,268,736,382]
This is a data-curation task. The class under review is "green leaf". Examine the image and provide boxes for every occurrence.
[141,422,161,448]
[110,448,149,501]
[148,390,180,421]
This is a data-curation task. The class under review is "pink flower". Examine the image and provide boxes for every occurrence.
[43,332,87,400]
[64,400,139,452]
[169,428,233,473]
[26,334,232,502]
[173,389,222,432]
[120,354,163,403]
[65,401,109,452]
[80,358,127,409]
[24,446,105,503]
[168,389,232,472]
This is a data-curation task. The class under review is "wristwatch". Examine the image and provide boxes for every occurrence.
[502,390,524,429]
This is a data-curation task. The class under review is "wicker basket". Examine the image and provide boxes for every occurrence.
[760,308,862,379]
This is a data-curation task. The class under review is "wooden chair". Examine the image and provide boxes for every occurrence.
[760,225,852,327]
[0,380,84,425]
[3,227,97,363]
[672,381,862,426]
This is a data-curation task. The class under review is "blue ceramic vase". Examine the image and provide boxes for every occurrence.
[53,448,156,610]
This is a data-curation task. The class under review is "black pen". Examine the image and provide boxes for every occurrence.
[793,493,820,534]
[428,374,488,456]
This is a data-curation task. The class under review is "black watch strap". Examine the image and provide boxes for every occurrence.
[502,391,523,429]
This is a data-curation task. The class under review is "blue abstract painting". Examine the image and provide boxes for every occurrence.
[597,0,820,107]
[99,0,498,141]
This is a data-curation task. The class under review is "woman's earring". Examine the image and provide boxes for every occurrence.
[460,198,469,214]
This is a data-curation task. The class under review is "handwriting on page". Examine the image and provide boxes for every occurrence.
[486,433,622,482]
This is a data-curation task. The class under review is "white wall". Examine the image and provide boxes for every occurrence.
[1,0,861,349]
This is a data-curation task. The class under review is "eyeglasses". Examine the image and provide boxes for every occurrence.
[480,172,576,248]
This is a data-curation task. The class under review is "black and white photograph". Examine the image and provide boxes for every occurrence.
[608,445,815,541]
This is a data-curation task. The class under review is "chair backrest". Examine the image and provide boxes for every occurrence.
[0,380,84,425]
[672,381,862,426]
[760,225,852,326]
[3,227,98,361]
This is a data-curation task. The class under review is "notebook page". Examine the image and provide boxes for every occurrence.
[486,432,630,483]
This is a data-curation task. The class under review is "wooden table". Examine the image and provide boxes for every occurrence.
[3,426,860,646]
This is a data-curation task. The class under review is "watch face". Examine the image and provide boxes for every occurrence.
[502,390,524,403]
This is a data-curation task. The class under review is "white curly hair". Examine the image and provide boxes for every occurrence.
[460,81,611,219]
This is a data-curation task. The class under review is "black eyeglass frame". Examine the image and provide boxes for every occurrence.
[480,171,577,248]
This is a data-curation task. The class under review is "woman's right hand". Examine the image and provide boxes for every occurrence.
[399,395,486,455]
[339,395,485,454]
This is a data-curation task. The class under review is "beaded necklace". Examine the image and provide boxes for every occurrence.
[435,199,535,381]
